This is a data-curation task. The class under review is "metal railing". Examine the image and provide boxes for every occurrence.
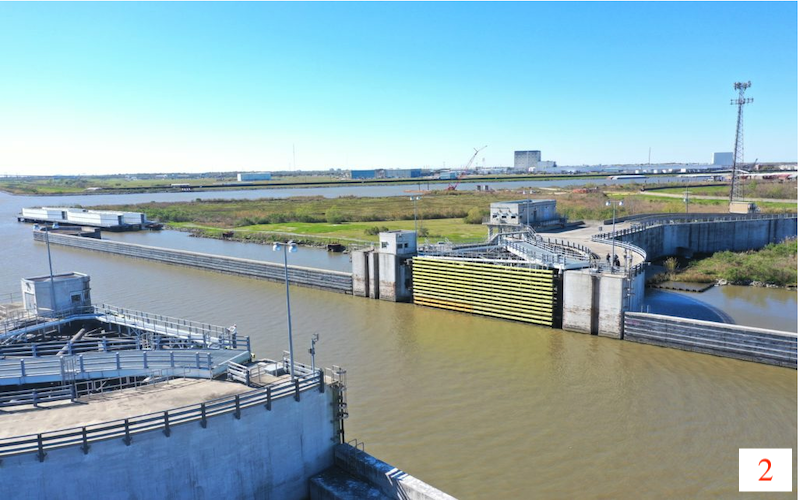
[0,338,138,358]
[1,304,250,353]
[0,368,327,459]
[96,304,238,349]
[0,351,216,382]
[0,369,179,408]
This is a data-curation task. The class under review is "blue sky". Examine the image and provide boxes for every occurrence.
[0,2,796,175]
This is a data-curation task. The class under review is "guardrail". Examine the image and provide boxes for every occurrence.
[0,369,328,459]
[0,369,177,408]
[0,351,216,383]
[0,338,138,358]
[631,212,797,231]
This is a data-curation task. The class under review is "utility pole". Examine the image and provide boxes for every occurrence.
[729,81,753,202]
[684,187,689,213]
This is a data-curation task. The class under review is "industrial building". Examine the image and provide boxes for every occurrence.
[21,272,92,317]
[514,150,556,171]
[350,168,421,180]
[385,168,422,179]
[514,150,541,170]
[237,172,272,182]
[19,207,149,230]
[487,199,563,235]
[712,152,734,167]
[351,169,378,180]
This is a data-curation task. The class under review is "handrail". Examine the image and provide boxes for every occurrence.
[0,350,218,382]
[0,368,329,458]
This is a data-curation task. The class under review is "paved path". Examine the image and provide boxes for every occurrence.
[543,220,646,266]
[633,190,796,204]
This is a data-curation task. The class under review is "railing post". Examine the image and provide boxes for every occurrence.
[234,395,241,420]
[81,427,90,455]
[200,403,207,428]
[67,340,73,355]
[265,386,272,411]
[195,353,201,369]
[294,378,300,402]
[32,389,39,406]
[207,353,213,371]
[31,343,38,358]
[115,352,121,371]
[79,354,85,373]
[37,434,46,462]
[170,351,175,368]
[163,411,171,437]
[123,419,132,446]
[143,351,148,369]
[246,337,251,353]
[20,359,26,378]
[102,337,108,352]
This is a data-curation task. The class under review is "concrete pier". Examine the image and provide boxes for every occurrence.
[34,231,353,294]
[561,268,645,338]
[624,312,797,368]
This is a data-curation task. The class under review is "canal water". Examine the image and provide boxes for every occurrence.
[0,189,796,498]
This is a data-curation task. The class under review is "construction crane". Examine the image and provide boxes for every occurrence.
[446,145,487,191]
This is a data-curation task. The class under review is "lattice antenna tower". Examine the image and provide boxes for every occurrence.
[729,81,753,202]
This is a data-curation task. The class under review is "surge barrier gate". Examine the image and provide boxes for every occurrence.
[411,257,560,327]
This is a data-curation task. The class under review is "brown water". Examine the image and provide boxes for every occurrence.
[0,191,796,498]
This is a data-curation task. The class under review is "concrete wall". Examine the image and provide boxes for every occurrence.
[613,216,797,259]
[1,386,337,500]
[310,443,457,500]
[34,232,352,294]
[562,270,645,338]
[351,250,371,297]
[624,312,797,369]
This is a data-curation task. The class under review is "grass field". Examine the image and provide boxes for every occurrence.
[652,180,797,200]
[173,217,489,244]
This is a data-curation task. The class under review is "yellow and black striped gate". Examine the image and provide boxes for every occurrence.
[411,257,560,327]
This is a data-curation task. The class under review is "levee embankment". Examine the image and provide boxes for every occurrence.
[33,232,353,294]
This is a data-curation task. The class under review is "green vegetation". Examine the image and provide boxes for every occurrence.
[622,194,796,213]
[89,190,696,230]
[85,189,797,249]
[171,217,488,245]
[650,239,798,287]
[652,180,797,200]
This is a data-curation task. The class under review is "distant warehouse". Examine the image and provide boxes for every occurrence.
[237,172,272,182]
[350,168,421,180]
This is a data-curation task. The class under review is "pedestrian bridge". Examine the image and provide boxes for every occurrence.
[0,349,251,387]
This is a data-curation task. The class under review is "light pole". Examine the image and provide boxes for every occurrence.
[410,196,421,236]
[273,240,298,379]
[40,225,57,317]
[605,200,623,271]
[309,333,319,373]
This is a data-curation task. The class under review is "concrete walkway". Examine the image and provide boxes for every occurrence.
[0,379,250,438]
[546,221,645,265]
